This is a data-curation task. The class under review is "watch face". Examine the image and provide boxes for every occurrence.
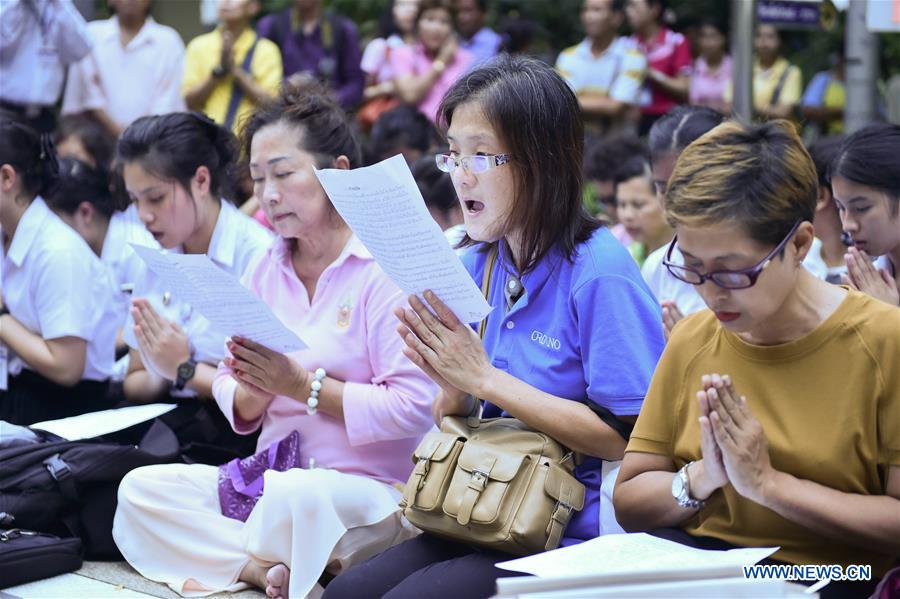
[671,471,684,498]
[177,361,195,379]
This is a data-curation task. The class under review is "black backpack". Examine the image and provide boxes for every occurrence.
[0,419,181,559]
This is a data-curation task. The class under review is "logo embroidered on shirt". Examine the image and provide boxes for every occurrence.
[531,330,561,350]
[337,300,352,328]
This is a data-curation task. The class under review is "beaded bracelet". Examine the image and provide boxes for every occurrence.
[306,367,326,415]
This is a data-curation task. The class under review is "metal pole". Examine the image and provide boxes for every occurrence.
[731,0,756,121]
[844,0,879,133]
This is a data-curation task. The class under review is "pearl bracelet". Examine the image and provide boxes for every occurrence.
[306,367,326,415]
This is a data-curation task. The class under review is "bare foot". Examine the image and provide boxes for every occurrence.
[239,560,290,598]
[265,563,290,599]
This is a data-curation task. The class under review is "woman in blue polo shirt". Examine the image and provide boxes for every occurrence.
[324,55,665,599]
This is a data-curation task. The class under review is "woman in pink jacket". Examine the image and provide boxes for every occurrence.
[113,82,437,599]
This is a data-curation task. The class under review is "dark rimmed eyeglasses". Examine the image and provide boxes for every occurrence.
[435,153,511,175]
[662,220,802,290]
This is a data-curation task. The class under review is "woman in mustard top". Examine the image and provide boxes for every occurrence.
[614,121,900,598]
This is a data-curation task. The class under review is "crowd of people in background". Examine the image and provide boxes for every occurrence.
[1,0,899,598]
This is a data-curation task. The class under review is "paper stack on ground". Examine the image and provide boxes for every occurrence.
[497,532,777,578]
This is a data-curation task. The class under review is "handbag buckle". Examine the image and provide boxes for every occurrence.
[414,457,430,490]
[552,499,573,524]
[468,469,489,492]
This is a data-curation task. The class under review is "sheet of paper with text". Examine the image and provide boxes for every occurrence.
[314,154,492,323]
[130,244,307,353]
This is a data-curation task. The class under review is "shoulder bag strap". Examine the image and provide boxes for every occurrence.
[769,62,791,107]
[466,245,499,428]
[224,34,260,130]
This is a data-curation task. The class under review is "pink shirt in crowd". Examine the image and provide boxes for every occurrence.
[689,55,732,109]
[390,42,474,122]
[212,235,437,486]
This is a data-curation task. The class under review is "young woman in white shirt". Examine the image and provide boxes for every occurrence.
[115,112,272,456]
[0,119,119,424]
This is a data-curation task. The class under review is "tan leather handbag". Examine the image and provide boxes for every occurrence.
[399,247,586,556]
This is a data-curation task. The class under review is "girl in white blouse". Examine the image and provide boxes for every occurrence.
[0,119,119,424]
[115,112,272,456]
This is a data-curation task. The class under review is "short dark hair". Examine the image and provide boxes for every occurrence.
[45,158,119,218]
[56,115,117,170]
[0,119,58,198]
[584,134,648,182]
[417,0,455,25]
[116,112,238,201]
[807,135,844,189]
[829,124,900,208]
[437,54,599,273]
[648,105,724,161]
[241,80,361,169]
[697,16,727,37]
[368,105,436,164]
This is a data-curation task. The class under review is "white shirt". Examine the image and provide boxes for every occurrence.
[642,238,841,316]
[62,16,185,129]
[0,197,118,380]
[0,0,92,106]
[641,243,707,316]
[101,204,160,327]
[555,37,647,105]
[123,200,273,394]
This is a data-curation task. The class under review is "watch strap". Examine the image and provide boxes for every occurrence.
[174,358,197,391]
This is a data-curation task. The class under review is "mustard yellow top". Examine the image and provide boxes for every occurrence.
[182,27,282,134]
[627,289,900,575]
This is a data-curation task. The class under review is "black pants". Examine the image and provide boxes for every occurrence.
[0,100,56,133]
[0,369,111,425]
[649,528,881,599]
[322,533,525,599]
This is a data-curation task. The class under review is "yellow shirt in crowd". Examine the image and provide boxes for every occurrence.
[724,57,802,114]
[627,289,900,576]
[182,27,282,134]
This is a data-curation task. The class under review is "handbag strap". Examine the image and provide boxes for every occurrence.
[466,245,499,429]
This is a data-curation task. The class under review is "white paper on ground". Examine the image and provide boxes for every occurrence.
[496,532,778,578]
[314,154,492,324]
[31,403,177,441]
[129,244,307,353]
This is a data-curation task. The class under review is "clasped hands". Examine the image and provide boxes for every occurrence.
[131,298,191,382]
[843,246,899,306]
[225,336,307,403]
[394,290,493,417]
[694,373,776,505]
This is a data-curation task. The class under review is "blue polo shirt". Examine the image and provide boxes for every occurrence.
[462,227,664,544]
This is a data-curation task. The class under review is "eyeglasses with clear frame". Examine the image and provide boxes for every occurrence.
[662,220,802,290]
[435,153,511,175]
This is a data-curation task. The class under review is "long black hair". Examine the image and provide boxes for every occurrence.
[829,124,900,214]
[0,119,59,199]
[116,112,238,201]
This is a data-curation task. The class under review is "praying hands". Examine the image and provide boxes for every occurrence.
[131,298,191,381]
[695,374,778,505]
